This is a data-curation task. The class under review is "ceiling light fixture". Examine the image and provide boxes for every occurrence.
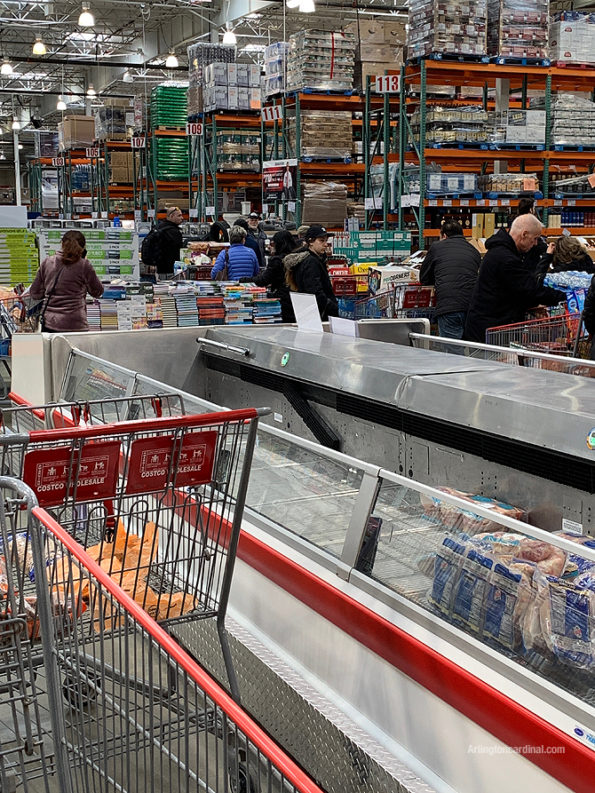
[299,0,316,11]
[222,27,237,45]
[57,95,67,111]
[78,4,95,27]
[11,118,20,131]
[165,50,178,68]
[86,84,96,96]
[1,59,13,76]
[286,0,300,7]
[32,37,46,56]
[18,144,23,150]
[122,69,133,83]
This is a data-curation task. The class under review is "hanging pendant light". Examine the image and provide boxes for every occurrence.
[78,4,95,27]
[11,118,20,131]
[1,59,13,76]
[57,95,67,111]
[222,28,237,45]
[86,84,96,97]
[32,37,47,56]
[165,50,178,68]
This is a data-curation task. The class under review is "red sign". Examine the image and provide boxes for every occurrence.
[175,431,217,487]
[52,157,65,167]
[23,441,121,507]
[125,435,175,495]
[130,136,146,149]
[86,147,100,158]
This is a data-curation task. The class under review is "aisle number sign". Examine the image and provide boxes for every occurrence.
[262,105,282,123]
[375,74,400,93]
[186,122,203,136]
[86,147,100,158]
[52,157,65,167]
[130,136,146,149]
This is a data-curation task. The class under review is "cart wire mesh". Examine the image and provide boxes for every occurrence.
[1,476,325,793]
[485,312,588,357]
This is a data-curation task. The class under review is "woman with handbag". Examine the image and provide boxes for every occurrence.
[210,225,259,281]
[30,230,103,333]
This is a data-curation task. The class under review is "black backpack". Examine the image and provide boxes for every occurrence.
[141,228,161,267]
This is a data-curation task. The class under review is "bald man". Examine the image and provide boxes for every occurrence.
[464,215,566,343]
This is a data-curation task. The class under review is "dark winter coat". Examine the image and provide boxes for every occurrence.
[581,275,595,359]
[248,254,295,322]
[244,234,263,268]
[284,249,339,321]
[419,235,480,317]
[521,236,547,274]
[464,228,566,343]
[156,219,183,274]
[248,227,267,266]
[537,250,595,276]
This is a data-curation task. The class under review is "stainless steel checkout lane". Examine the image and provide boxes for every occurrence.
[9,326,595,793]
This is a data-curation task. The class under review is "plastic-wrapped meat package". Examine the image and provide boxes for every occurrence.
[517,537,566,578]
[421,487,526,535]
[429,535,469,616]
[451,546,493,634]
[483,559,533,650]
[534,569,595,669]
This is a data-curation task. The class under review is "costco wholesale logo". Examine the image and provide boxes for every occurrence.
[587,428,595,450]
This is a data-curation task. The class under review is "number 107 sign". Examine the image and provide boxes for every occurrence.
[375,74,400,93]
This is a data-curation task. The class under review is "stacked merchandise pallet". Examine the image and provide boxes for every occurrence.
[286,30,357,92]
[550,11,595,66]
[150,86,189,181]
[407,0,488,60]
[0,229,38,287]
[264,42,287,98]
[187,41,236,117]
[487,0,549,63]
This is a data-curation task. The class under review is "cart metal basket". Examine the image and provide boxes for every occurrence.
[0,477,323,793]
[485,312,588,357]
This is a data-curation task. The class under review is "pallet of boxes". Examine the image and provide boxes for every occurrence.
[57,115,95,151]
[345,19,406,88]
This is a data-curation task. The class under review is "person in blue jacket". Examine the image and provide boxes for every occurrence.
[233,217,264,268]
[210,225,259,281]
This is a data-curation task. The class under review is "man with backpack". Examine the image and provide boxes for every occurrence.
[141,206,184,280]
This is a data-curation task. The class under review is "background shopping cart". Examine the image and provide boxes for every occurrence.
[338,283,435,321]
[485,312,589,358]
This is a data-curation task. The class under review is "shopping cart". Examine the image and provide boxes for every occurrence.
[393,283,435,320]
[339,283,435,322]
[0,477,324,793]
[485,312,588,357]
[0,407,267,704]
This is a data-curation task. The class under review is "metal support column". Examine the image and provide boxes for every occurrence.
[417,60,427,240]
[13,130,21,205]
[542,73,552,227]
[294,95,302,227]
[383,90,390,231]
[364,76,371,230]
[397,64,406,232]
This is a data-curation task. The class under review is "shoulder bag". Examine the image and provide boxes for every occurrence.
[30,262,65,332]
[214,249,230,282]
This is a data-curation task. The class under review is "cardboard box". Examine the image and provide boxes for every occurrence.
[360,57,403,86]
[345,21,385,44]
[368,265,419,294]
[58,115,95,150]
[360,44,396,63]
[483,213,495,237]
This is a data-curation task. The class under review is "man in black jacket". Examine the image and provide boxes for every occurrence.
[464,214,566,343]
[284,225,339,321]
[156,206,184,279]
[420,220,480,339]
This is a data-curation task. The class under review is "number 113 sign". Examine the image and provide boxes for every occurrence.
[375,74,400,93]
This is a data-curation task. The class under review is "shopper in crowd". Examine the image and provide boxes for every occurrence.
[285,225,338,321]
[210,225,259,281]
[247,211,267,263]
[156,206,184,280]
[30,230,103,333]
[464,214,566,343]
[296,225,309,242]
[241,230,297,322]
[508,196,546,273]
[234,217,263,268]
[208,221,229,243]
[537,235,595,275]
[580,275,595,359]
[420,220,480,339]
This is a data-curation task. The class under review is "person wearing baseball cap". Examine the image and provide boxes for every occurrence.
[284,224,338,321]
[247,211,267,264]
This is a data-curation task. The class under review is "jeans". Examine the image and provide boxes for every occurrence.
[437,311,466,340]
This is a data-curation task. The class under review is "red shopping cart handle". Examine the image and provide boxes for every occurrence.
[27,407,265,443]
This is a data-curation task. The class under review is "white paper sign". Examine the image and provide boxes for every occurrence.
[401,195,411,208]
[290,293,323,334]
[287,201,296,213]
[365,197,382,210]
[409,194,421,207]
[147,209,155,219]
[205,206,216,216]
[329,316,359,338]
[189,208,198,219]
